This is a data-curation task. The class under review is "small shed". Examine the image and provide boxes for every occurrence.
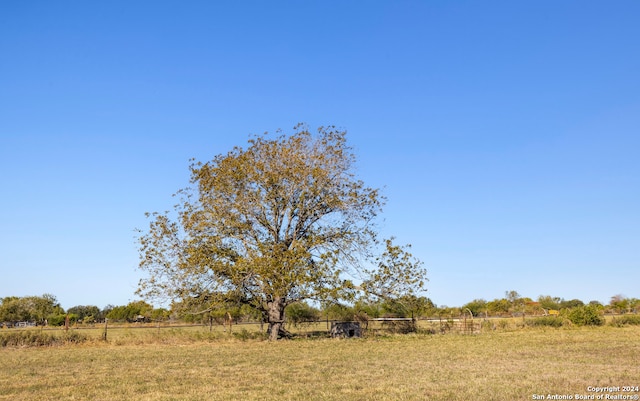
[330,321,361,338]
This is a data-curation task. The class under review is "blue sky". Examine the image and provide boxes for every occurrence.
[1,1,638,310]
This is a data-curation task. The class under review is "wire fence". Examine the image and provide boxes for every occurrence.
[12,314,605,338]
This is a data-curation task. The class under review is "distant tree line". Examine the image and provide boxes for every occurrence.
[0,295,168,327]
[458,291,640,318]
[1,292,638,328]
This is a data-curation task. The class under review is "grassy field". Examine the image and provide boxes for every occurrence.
[1,324,639,401]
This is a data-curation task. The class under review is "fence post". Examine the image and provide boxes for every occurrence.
[102,318,108,341]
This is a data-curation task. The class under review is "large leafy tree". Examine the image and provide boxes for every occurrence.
[0,294,63,325]
[137,125,427,340]
[67,305,101,321]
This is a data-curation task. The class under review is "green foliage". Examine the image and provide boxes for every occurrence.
[360,239,427,303]
[558,299,584,309]
[588,300,603,307]
[537,295,585,313]
[525,317,565,328]
[67,305,101,322]
[322,303,355,321]
[380,299,407,317]
[487,298,511,315]
[0,330,87,347]
[386,295,435,318]
[462,299,487,317]
[566,305,605,326]
[286,302,320,325]
[46,313,68,326]
[608,295,639,314]
[67,313,79,324]
[505,290,520,304]
[150,308,170,321]
[438,306,461,318]
[0,296,30,322]
[105,306,128,321]
[137,125,426,340]
[0,294,64,325]
[106,301,153,322]
[537,295,562,311]
[174,295,261,325]
[609,314,640,327]
[353,300,383,319]
[377,295,433,318]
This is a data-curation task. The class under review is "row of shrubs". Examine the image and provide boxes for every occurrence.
[525,306,640,328]
[608,314,640,327]
[0,330,87,347]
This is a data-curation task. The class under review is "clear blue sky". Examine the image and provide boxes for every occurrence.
[1,1,638,310]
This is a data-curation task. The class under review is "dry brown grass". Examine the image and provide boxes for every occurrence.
[1,325,638,401]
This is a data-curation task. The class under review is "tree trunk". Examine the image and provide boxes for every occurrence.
[266,297,289,341]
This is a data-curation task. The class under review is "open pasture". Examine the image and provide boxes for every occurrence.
[2,324,639,400]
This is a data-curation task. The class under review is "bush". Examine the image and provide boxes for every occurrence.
[381,319,417,334]
[610,314,640,327]
[286,302,320,326]
[0,330,87,347]
[567,305,605,326]
[322,304,355,321]
[526,316,565,328]
[47,313,68,326]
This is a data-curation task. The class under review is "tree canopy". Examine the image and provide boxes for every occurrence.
[137,125,427,340]
[0,294,63,325]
